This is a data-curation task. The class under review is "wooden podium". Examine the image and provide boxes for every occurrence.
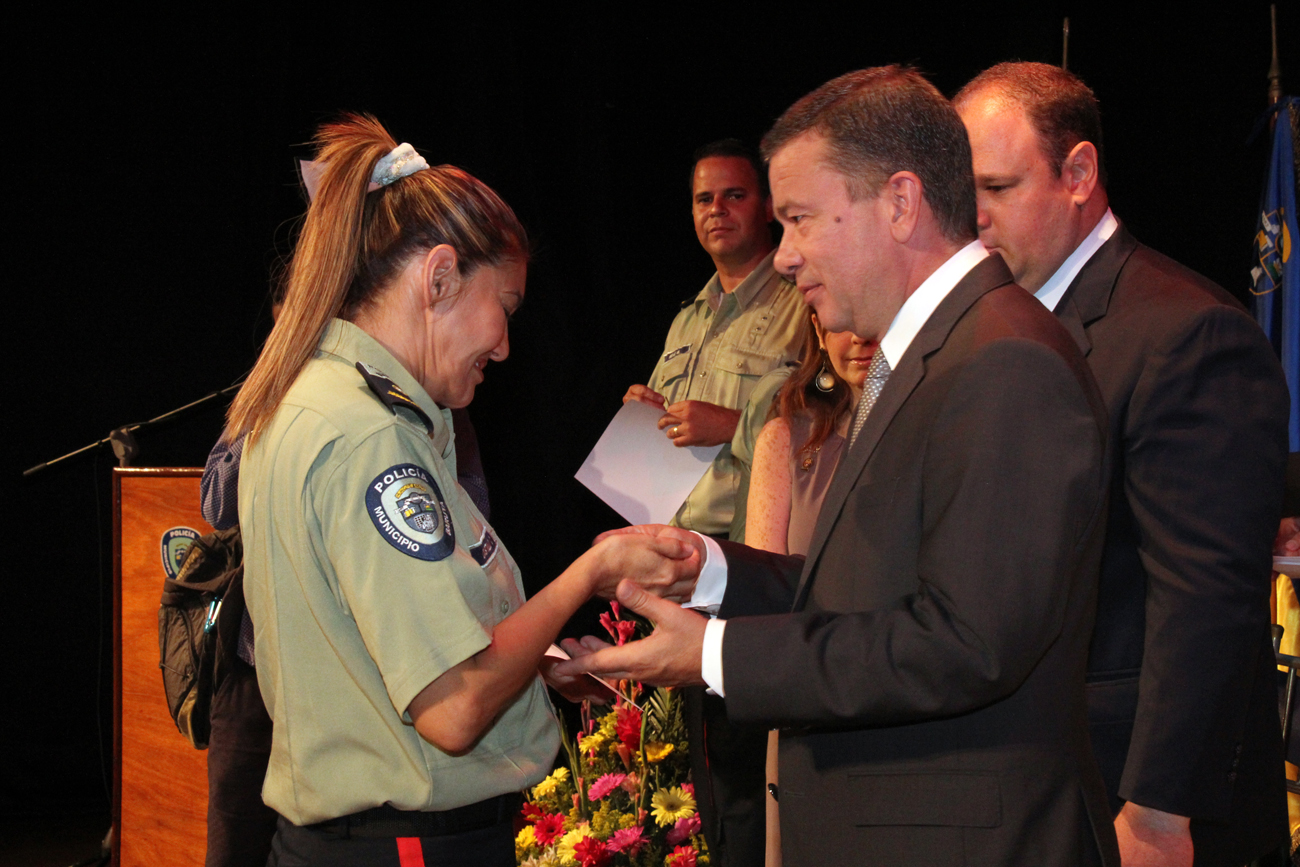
[113,468,212,867]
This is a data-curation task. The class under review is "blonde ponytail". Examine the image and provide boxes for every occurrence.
[225,114,528,442]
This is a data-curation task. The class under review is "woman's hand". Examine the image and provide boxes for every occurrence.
[538,644,616,705]
[584,531,702,602]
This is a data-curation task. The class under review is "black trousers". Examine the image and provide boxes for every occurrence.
[206,657,278,867]
[685,686,768,867]
[267,802,517,867]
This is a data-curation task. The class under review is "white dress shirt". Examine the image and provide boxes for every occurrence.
[1032,209,1117,312]
[688,239,991,696]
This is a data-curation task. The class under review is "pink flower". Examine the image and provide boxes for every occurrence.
[681,782,695,799]
[587,772,627,801]
[606,826,647,855]
[665,844,698,867]
[667,813,701,845]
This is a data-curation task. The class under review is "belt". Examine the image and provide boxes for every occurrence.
[307,793,522,839]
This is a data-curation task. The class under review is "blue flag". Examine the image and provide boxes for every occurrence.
[1251,97,1300,449]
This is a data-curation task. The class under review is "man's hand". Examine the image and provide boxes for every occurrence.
[659,400,741,447]
[582,532,701,602]
[1276,516,1300,556]
[623,384,667,409]
[596,524,706,557]
[1114,802,1192,867]
[552,580,708,687]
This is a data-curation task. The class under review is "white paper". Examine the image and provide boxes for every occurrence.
[543,643,622,703]
[575,401,722,525]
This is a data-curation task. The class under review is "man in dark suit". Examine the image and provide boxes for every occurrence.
[954,62,1289,867]
[559,66,1119,866]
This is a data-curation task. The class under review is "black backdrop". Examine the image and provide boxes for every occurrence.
[3,3,1289,817]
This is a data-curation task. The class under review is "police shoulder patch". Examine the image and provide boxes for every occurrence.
[366,464,455,561]
[161,527,200,579]
[355,362,434,432]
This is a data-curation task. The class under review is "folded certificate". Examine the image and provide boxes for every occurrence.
[575,400,722,525]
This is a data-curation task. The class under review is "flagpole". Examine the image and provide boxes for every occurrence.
[1268,4,1281,115]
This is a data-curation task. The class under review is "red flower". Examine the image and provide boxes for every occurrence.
[533,813,565,846]
[599,611,638,646]
[665,844,698,867]
[614,703,643,752]
[520,802,545,825]
[574,836,612,867]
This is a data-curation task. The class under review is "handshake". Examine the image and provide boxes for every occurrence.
[542,525,713,699]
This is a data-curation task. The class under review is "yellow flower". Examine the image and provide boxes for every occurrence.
[531,766,570,799]
[651,786,697,826]
[515,825,537,857]
[644,741,674,762]
[579,731,607,755]
[555,825,592,865]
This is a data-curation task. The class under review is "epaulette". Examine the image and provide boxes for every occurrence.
[679,294,696,309]
[355,362,434,433]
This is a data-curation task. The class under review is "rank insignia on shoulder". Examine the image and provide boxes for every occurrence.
[355,362,434,432]
[366,464,455,561]
[468,527,499,567]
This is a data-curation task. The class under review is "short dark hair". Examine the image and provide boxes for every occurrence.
[760,66,976,242]
[954,61,1108,188]
[691,138,768,198]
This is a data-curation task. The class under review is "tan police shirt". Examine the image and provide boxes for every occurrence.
[240,318,558,825]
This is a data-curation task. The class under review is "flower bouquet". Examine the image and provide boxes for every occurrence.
[517,602,708,867]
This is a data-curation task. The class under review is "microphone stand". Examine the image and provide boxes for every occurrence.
[23,383,241,476]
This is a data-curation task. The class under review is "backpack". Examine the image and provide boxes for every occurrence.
[158,526,244,749]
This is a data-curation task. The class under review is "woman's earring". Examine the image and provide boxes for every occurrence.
[815,362,836,393]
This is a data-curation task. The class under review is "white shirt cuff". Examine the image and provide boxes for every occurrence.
[684,532,728,614]
[701,618,727,697]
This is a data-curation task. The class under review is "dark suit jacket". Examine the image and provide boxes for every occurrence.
[717,255,1119,867]
[1054,225,1289,865]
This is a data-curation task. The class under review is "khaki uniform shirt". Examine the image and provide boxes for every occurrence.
[648,250,805,534]
[241,319,558,825]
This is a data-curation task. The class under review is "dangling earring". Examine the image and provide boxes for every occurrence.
[815,352,835,393]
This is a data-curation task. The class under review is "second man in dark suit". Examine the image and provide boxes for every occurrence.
[955,62,1289,867]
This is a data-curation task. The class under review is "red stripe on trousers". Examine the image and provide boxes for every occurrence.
[396,837,424,867]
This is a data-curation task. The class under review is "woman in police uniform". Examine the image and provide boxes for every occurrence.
[223,115,695,867]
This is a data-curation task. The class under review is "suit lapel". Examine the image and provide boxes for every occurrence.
[1053,223,1138,355]
[792,255,1016,611]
